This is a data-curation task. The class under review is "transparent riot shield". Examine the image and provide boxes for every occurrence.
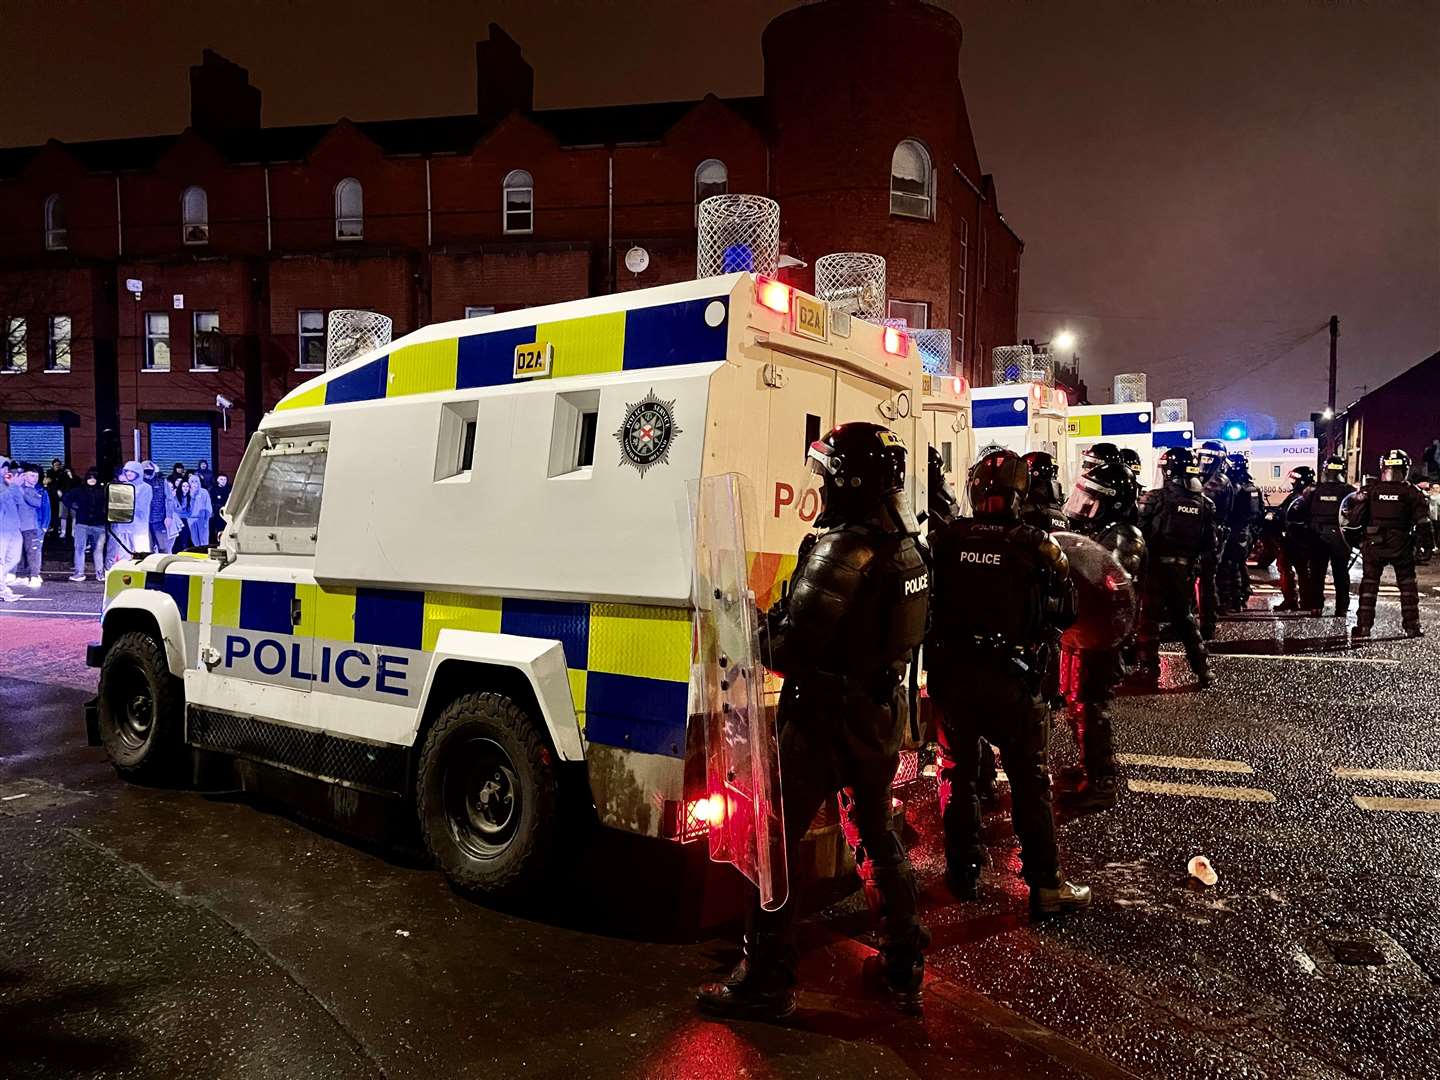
[689,473,789,912]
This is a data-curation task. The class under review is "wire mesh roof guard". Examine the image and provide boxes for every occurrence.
[1158,398,1189,423]
[1113,373,1149,404]
[696,194,780,279]
[814,252,887,322]
[991,345,1054,386]
[326,309,393,369]
[912,329,952,376]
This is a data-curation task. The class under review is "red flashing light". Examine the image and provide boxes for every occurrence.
[1056,389,1068,408]
[1031,384,1043,401]
[756,277,791,315]
[951,375,964,396]
[883,326,907,356]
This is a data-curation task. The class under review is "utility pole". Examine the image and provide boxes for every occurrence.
[1327,314,1339,414]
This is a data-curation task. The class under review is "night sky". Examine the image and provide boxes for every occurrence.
[2,0,1435,437]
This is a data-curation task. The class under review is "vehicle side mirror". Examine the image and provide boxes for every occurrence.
[107,482,135,524]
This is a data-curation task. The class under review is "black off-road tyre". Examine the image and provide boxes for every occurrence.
[96,630,186,783]
[416,691,558,902]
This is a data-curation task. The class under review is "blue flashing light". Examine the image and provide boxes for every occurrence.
[1222,420,1248,441]
[721,243,755,273]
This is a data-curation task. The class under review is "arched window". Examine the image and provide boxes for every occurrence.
[503,169,533,234]
[335,178,363,240]
[44,193,67,250]
[182,185,209,244]
[694,159,728,221]
[890,140,933,220]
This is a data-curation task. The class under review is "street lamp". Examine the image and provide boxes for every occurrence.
[1053,330,1076,352]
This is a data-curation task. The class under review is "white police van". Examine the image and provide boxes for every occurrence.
[87,272,924,903]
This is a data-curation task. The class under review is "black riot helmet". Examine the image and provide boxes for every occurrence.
[1225,452,1251,483]
[1118,448,1143,478]
[1379,449,1411,483]
[1160,446,1202,492]
[807,422,907,525]
[1065,459,1139,527]
[968,448,1029,520]
[1082,442,1123,470]
[1196,440,1227,480]
[1022,450,1065,507]
[1321,456,1346,481]
[1288,465,1316,490]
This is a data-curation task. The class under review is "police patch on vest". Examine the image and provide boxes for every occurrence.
[904,572,929,596]
[615,390,681,477]
[959,551,1002,564]
[1177,504,1200,514]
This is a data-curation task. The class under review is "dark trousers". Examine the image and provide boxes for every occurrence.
[1277,538,1310,606]
[1061,645,1121,780]
[935,666,1058,889]
[1135,558,1208,676]
[1305,532,1350,612]
[751,674,922,979]
[1356,548,1420,632]
[1217,528,1251,611]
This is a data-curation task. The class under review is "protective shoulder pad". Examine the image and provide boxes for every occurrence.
[1036,532,1069,575]
[808,525,882,577]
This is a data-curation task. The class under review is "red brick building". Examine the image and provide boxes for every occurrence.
[0,0,1022,473]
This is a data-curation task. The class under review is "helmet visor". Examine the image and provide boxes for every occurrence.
[1064,474,1115,521]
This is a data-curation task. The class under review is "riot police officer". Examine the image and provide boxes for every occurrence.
[1218,453,1262,611]
[927,444,959,529]
[1134,447,1215,688]
[1058,457,1145,809]
[929,449,1091,916]
[1292,457,1356,616]
[698,423,930,1020]
[1195,441,1233,639]
[1273,466,1315,612]
[1020,451,1068,533]
[1347,449,1431,640]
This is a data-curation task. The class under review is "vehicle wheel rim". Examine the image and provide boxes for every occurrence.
[111,661,155,751]
[444,736,521,861]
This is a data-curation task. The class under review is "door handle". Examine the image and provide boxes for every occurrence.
[291,597,303,626]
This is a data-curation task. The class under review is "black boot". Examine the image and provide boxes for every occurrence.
[696,937,796,1021]
[1066,773,1119,811]
[1405,625,1425,639]
[1351,625,1371,641]
[944,861,980,901]
[1030,873,1093,918]
[863,928,931,1016]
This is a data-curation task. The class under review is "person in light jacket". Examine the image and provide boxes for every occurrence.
[13,464,46,588]
[184,475,213,548]
[111,461,153,566]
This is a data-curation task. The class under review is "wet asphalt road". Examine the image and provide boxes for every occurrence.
[2,559,1439,1078]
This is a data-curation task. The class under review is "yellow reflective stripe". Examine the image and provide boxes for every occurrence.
[314,586,356,642]
[277,382,327,411]
[588,603,690,684]
[422,591,502,650]
[568,668,588,731]
[542,312,626,379]
[1067,414,1102,437]
[387,338,459,398]
[211,577,241,628]
[293,583,318,635]
[186,577,203,622]
[105,569,143,602]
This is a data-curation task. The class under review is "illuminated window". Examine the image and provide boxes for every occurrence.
[503,169,533,234]
[335,178,363,239]
[298,309,326,369]
[44,194,67,250]
[192,311,220,369]
[890,140,932,220]
[2,318,25,372]
[47,316,71,371]
[694,159,728,222]
[887,300,929,330]
[144,313,171,371]
[182,186,209,244]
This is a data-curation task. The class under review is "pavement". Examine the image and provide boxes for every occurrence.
[2,546,1440,1078]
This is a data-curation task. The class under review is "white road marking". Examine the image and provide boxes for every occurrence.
[0,609,100,617]
[1118,753,1253,774]
[1159,650,1400,666]
[1335,767,1440,786]
[1352,796,1440,814]
[1127,779,1276,803]
[0,793,30,802]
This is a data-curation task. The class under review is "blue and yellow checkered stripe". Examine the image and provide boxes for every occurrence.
[1068,410,1153,438]
[109,571,694,760]
[276,296,730,411]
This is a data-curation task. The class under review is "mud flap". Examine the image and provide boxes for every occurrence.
[689,473,789,912]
